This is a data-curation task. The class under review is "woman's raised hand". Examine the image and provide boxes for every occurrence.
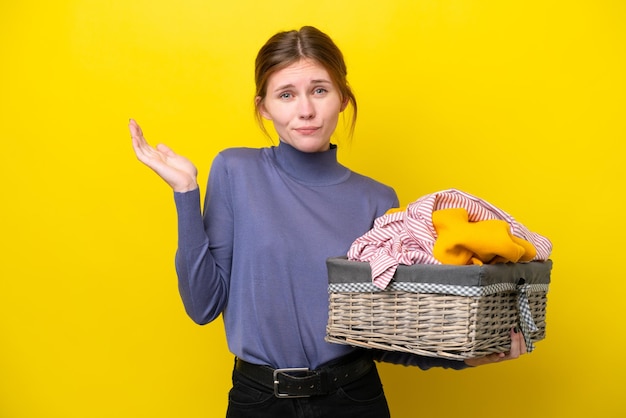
[130,119,198,193]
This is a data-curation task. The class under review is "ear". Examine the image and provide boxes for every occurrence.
[340,96,349,112]
[255,96,272,120]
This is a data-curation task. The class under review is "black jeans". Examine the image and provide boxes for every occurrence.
[225,360,391,418]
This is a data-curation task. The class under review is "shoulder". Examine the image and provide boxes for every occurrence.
[216,147,264,163]
[349,170,396,197]
[210,147,268,171]
[345,170,399,211]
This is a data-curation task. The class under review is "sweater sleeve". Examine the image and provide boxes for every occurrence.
[174,153,233,325]
[373,350,469,370]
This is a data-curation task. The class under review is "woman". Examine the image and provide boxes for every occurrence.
[131,26,526,418]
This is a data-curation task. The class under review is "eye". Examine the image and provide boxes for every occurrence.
[313,88,328,95]
[279,92,293,100]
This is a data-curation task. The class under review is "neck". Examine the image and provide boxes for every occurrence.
[272,141,350,186]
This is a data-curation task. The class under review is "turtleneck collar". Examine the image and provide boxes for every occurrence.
[271,140,351,186]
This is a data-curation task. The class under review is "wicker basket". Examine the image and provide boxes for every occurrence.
[326,257,551,360]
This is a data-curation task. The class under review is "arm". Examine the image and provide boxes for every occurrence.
[174,154,233,324]
[130,120,231,324]
[375,328,527,369]
[373,351,469,370]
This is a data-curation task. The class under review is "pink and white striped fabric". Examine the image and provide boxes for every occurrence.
[347,189,553,289]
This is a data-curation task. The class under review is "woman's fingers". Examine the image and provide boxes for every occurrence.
[508,328,528,358]
[498,328,527,360]
[129,119,166,166]
[464,328,528,367]
[129,119,199,192]
[129,118,143,138]
[130,119,152,159]
[129,119,145,148]
[156,143,176,157]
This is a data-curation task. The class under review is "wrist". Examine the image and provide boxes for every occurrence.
[173,183,198,193]
[464,358,477,367]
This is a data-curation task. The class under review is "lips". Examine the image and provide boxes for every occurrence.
[295,126,320,135]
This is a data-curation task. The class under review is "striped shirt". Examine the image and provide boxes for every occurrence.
[347,189,553,289]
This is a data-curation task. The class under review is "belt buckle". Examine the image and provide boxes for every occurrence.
[273,367,311,398]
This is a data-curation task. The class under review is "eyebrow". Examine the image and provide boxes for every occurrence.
[272,79,332,93]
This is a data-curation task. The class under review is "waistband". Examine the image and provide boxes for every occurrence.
[234,351,373,398]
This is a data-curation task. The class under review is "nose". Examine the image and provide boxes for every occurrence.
[298,97,315,120]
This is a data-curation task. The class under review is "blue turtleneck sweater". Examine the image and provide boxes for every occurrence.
[173,141,467,370]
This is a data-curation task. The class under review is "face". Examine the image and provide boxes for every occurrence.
[257,59,347,153]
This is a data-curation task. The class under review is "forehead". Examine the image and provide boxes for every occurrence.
[267,59,332,89]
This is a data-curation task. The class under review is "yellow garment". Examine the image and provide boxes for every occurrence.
[432,208,537,265]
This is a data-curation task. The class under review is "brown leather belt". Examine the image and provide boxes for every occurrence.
[234,351,373,398]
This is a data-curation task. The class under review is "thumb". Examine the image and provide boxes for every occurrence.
[156,143,176,156]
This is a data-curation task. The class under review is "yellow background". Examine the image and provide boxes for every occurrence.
[1,1,624,417]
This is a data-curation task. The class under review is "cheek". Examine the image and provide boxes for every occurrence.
[265,103,294,125]
[326,103,343,122]
[272,114,292,127]
[329,98,344,116]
